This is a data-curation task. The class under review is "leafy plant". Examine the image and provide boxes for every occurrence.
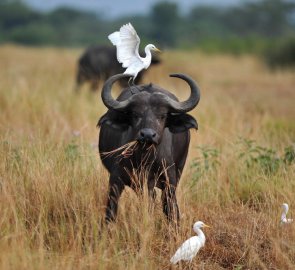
[284,144,295,165]
[190,145,220,185]
[237,138,284,175]
[264,37,295,68]
[64,140,80,162]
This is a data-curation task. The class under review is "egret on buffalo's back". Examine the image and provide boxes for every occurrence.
[170,221,209,264]
[108,23,161,83]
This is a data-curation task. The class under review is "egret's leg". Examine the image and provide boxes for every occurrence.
[128,76,137,94]
[131,74,142,93]
[132,75,136,84]
[132,74,140,85]
[128,75,141,94]
[128,77,133,86]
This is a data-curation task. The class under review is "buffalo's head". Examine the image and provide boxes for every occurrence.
[99,73,200,145]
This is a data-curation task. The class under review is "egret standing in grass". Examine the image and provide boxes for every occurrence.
[281,203,293,224]
[108,23,161,83]
[170,221,210,264]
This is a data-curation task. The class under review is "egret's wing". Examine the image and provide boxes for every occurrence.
[170,237,201,264]
[108,31,121,46]
[108,23,141,68]
[124,57,145,75]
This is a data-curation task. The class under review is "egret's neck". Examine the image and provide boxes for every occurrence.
[194,228,206,246]
[144,45,152,63]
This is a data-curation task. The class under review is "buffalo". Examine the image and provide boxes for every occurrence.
[98,73,200,223]
[76,46,161,91]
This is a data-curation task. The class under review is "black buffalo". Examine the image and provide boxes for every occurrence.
[76,46,161,91]
[98,73,200,223]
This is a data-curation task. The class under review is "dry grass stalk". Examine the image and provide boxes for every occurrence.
[100,141,138,158]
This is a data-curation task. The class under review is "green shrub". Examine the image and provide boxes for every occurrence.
[264,37,295,68]
[190,145,220,186]
[284,144,295,165]
[64,141,80,163]
[237,138,294,175]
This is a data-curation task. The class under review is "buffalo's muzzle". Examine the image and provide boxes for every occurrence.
[138,128,157,144]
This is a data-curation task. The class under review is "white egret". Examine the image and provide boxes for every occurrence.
[281,203,293,224]
[170,221,210,264]
[108,23,161,82]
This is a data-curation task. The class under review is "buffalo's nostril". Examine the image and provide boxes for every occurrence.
[138,128,157,142]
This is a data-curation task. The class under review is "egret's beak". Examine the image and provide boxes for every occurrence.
[203,224,210,228]
[153,47,161,53]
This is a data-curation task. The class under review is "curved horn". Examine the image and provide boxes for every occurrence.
[101,73,133,110]
[165,73,201,113]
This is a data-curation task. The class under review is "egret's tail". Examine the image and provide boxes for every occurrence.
[286,218,294,223]
[108,32,121,45]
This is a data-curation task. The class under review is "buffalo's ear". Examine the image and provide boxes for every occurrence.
[97,111,130,130]
[167,113,198,133]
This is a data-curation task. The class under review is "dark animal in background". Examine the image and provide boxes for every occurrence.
[98,73,200,223]
[76,46,161,91]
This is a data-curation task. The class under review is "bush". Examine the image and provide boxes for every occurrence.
[9,23,57,45]
[190,145,220,186]
[264,37,295,68]
[237,138,294,175]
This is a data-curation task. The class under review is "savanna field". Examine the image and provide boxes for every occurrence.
[0,45,295,269]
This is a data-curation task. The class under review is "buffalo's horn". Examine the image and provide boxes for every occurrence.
[102,73,200,113]
[165,73,200,113]
[101,73,133,110]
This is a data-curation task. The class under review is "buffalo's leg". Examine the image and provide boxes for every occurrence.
[75,72,85,92]
[148,188,156,201]
[105,175,125,223]
[160,165,180,223]
[147,188,157,214]
[90,79,99,92]
[147,177,156,201]
[161,184,180,223]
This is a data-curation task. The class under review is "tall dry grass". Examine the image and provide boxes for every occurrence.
[0,45,294,269]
